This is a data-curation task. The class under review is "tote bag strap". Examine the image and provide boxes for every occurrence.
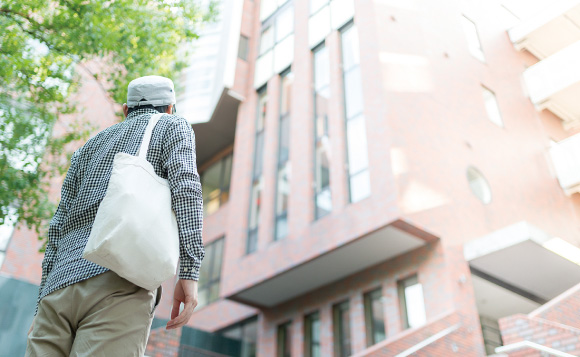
[138,113,164,159]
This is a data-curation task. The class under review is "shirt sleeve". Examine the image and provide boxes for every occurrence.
[162,117,205,280]
[35,150,80,315]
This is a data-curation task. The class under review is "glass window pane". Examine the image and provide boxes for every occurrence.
[276,164,291,215]
[209,283,220,303]
[198,243,213,287]
[341,24,360,70]
[405,283,427,328]
[482,87,503,127]
[314,45,329,91]
[257,91,268,132]
[247,228,258,254]
[350,170,371,203]
[280,71,294,117]
[254,133,265,179]
[249,181,262,228]
[201,162,222,215]
[315,143,331,191]
[260,26,274,56]
[279,116,290,163]
[210,238,224,281]
[346,115,369,175]
[260,0,277,21]
[372,297,386,343]
[277,322,292,357]
[344,67,364,119]
[276,6,294,43]
[310,0,328,14]
[276,216,288,241]
[238,35,249,61]
[315,88,330,140]
[222,154,233,195]
[461,15,485,62]
[316,187,332,219]
[197,287,209,308]
[333,302,351,357]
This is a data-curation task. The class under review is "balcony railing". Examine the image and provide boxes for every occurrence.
[509,0,580,59]
[550,134,580,195]
[522,41,580,129]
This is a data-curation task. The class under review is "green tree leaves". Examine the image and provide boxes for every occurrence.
[0,0,214,244]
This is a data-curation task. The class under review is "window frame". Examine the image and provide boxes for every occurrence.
[258,1,295,60]
[339,20,371,203]
[332,300,352,357]
[200,151,233,216]
[274,68,293,241]
[304,311,321,357]
[197,237,225,308]
[364,288,386,346]
[398,274,427,330]
[313,42,333,220]
[247,87,268,254]
[277,321,293,357]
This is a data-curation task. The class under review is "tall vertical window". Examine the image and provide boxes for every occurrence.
[200,153,233,216]
[238,35,250,61]
[398,275,427,329]
[277,321,292,357]
[219,316,258,357]
[364,288,386,346]
[304,311,321,357]
[313,44,332,219]
[255,3,295,88]
[482,86,504,127]
[341,22,371,203]
[0,213,16,270]
[333,301,352,357]
[197,237,224,308]
[461,15,485,62]
[274,70,293,240]
[247,89,268,254]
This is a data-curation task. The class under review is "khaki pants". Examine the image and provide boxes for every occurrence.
[26,271,162,357]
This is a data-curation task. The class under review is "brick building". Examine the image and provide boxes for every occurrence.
[3,0,580,356]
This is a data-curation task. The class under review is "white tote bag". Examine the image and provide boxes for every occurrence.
[83,113,179,291]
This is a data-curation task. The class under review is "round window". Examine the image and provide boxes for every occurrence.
[466,167,491,204]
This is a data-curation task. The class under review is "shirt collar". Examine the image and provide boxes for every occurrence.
[126,107,160,121]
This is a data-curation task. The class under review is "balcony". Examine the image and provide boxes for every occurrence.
[464,222,580,304]
[509,0,580,60]
[550,133,580,195]
[521,41,580,129]
[227,220,437,308]
[177,0,244,165]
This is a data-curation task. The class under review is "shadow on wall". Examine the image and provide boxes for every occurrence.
[0,275,37,356]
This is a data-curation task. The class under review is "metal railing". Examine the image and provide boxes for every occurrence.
[495,340,576,357]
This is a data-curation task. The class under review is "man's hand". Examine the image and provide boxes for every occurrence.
[28,317,35,335]
[166,279,198,330]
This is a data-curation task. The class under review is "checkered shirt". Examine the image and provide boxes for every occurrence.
[36,108,205,315]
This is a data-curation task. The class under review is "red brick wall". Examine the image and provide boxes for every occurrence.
[499,314,580,356]
[529,283,580,331]
[146,327,181,357]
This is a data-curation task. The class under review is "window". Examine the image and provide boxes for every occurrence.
[238,35,250,61]
[341,22,370,203]
[277,321,292,357]
[308,0,355,48]
[255,4,294,87]
[333,301,351,357]
[304,312,321,357]
[364,288,386,346]
[274,70,293,240]
[247,89,268,254]
[482,86,503,127]
[466,166,492,204]
[260,0,290,22]
[313,44,332,219]
[197,237,224,308]
[0,208,17,269]
[219,317,258,357]
[480,315,503,355]
[461,15,485,62]
[200,153,233,216]
[398,275,427,329]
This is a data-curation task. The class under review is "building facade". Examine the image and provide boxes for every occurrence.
[4,0,580,356]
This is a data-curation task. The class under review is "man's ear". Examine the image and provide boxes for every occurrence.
[123,103,129,118]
